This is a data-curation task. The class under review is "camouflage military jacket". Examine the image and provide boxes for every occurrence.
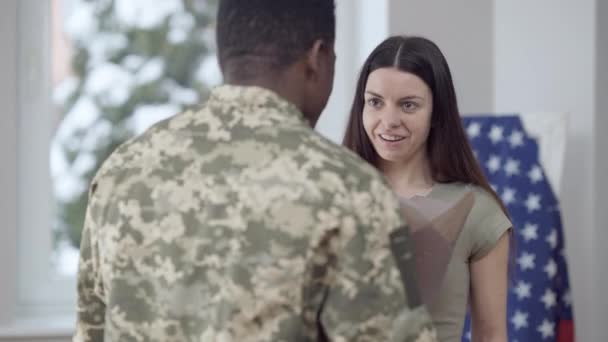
[74,85,437,342]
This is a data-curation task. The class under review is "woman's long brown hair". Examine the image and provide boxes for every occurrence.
[343,36,509,217]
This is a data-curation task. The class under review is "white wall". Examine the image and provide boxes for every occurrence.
[494,1,598,340]
[387,0,495,114]
[0,0,18,326]
[594,0,608,340]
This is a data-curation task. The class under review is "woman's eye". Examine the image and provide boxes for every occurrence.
[367,98,382,108]
[402,101,418,111]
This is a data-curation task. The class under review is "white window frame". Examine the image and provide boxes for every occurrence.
[0,0,75,339]
[17,0,77,313]
[0,0,19,329]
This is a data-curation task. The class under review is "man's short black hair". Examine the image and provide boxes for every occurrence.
[216,0,335,78]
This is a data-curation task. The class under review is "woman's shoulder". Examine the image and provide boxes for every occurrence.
[443,183,511,260]
[435,182,510,234]
[467,184,505,217]
[437,182,502,211]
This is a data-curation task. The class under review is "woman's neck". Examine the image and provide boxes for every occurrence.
[380,152,434,198]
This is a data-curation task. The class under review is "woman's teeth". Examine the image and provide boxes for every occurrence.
[379,134,405,142]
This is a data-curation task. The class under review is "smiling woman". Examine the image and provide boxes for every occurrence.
[343,36,512,342]
[362,68,434,182]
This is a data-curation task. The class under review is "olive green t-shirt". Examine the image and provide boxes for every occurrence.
[405,182,512,342]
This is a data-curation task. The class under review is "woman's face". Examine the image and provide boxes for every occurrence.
[362,67,433,165]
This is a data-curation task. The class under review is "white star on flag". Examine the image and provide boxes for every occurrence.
[486,155,501,173]
[501,187,516,205]
[513,281,532,300]
[528,165,544,183]
[509,130,525,148]
[546,229,558,249]
[511,310,529,330]
[467,122,481,139]
[488,125,504,144]
[544,259,557,279]
[541,288,557,310]
[537,319,555,339]
[518,252,536,271]
[504,158,521,177]
[521,223,539,242]
[525,193,541,212]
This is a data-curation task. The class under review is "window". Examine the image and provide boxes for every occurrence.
[2,0,220,334]
[49,0,220,280]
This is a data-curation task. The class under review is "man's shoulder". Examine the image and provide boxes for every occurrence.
[300,132,402,220]
[303,131,386,184]
[90,115,177,190]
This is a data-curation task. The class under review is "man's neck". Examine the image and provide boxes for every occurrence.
[223,73,308,123]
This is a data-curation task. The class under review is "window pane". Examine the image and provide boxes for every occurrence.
[49,0,220,276]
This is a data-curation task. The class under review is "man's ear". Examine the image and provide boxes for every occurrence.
[305,39,327,79]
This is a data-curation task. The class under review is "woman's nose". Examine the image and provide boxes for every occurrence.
[385,121,400,129]
[382,110,401,130]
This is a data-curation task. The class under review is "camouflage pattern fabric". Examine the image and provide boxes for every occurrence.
[74,85,438,342]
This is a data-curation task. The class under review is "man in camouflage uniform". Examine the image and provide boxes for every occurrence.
[74,0,437,341]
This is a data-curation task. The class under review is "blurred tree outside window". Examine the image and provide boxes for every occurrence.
[50,0,220,276]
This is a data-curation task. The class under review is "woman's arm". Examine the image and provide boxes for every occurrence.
[470,231,510,342]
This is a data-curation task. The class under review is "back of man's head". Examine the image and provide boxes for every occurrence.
[216,0,335,81]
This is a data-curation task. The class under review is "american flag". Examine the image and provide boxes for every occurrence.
[460,115,574,342]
